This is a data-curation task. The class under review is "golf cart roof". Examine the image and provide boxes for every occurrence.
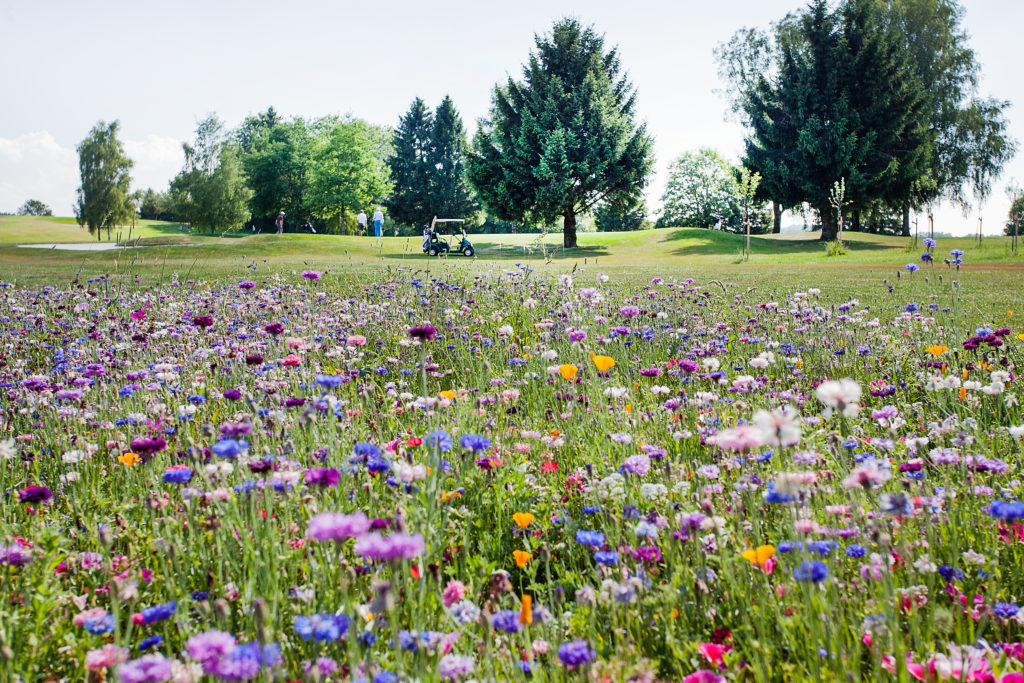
[433,218,464,223]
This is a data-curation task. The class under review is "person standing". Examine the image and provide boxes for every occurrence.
[373,206,385,237]
[357,210,368,236]
[275,212,285,234]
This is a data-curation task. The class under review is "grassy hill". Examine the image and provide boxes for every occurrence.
[1,216,1020,317]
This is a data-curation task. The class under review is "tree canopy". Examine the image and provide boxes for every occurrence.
[717,0,1016,240]
[658,149,770,233]
[74,120,134,240]
[18,199,52,216]
[467,18,653,247]
[170,114,251,234]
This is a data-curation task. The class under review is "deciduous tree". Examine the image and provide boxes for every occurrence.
[74,120,134,240]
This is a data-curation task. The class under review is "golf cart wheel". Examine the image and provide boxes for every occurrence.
[428,246,439,256]
[462,246,475,257]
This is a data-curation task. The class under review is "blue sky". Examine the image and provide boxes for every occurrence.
[1,0,1021,234]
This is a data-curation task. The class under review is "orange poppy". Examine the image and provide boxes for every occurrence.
[513,550,532,568]
[740,545,776,566]
[925,345,949,357]
[520,594,533,624]
[118,452,140,467]
[513,512,534,528]
[559,364,578,380]
[592,355,615,373]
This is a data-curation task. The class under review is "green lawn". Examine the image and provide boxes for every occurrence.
[1,216,1020,322]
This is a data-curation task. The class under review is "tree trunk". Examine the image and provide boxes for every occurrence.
[818,203,838,242]
[772,201,782,234]
[850,209,861,232]
[563,209,577,249]
[901,204,911,237]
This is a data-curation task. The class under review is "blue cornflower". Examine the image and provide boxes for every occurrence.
[846,544,867,558]
[793,560,828,583]
[137,601,176,624]
[491,610,521,634]
[575,530,605,547]
[994,602,1019,618]
[138,634,163,651]
[594,551,619,565]
[212,438,248,459]
[424,430,453,453]
[459,434,491,452]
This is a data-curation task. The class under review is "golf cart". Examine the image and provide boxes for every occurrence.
[423,217,475,257]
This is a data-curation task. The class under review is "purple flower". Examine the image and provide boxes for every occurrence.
[557,639,596,667]
[130,437,166,455]
[186,630,237,670]
[408,325,437,341]
[264,322,284,335]
[18,486,52,504]
[439,653,475,680]
[304,468,341,488]
[0,544,33,566]
[306,512,370,541]
[490,609,521,634]
[352,531,425,561]
[302,270,321,280]
[118,654,172,683]
[223,389,242,400]
[238,280,256,290]
[192,315,214,329]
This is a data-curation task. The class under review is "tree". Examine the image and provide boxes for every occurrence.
[659,149,748,230]
[468,18,654,248]
[170,114,252,234]
[595,204,646,232]
[74,120,134,240]
[304,117,393,233]
[428,96,479,219]
[719,0,1017,239]
[139,188,175,221]
[17,199,52,216]
[387,98,435,226]
[239,117,312,229]
[739,0,929,241]
[1006,184,1023,255]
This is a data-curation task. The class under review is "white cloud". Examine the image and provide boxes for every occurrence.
[0,131,183,216]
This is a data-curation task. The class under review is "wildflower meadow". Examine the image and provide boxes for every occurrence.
[2,247,1024,683]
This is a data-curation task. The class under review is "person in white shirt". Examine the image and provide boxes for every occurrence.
[356,210,367,236]
[372,207,385,237]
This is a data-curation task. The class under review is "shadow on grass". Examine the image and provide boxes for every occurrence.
[379,238,612,261]
[662,228,904,257]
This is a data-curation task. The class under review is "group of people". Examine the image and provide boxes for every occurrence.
[261,208,389,236]
[357,207,387,236]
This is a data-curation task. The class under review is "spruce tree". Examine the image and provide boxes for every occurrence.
[468,18,653,248]
[387,98,434,226]
[428,96,479,219]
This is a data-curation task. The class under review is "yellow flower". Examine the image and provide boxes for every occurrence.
[558,364,578,380]
[441,490,462,503]
[513,512,534,528]
[519,593,533,624]
[925,345,949,357]
[118,452,140,467]
[513,550,533,569]
[591,354,615,373]
[1017,333,1024,341]
[439,390,457,401]
[740,544,775,566]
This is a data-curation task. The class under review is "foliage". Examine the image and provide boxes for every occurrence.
[718,0,1017,240]
[595,205,647,232]
[303,117,393,230]
[387,98,433,227]
[17,199,52,216]
[138,189,176,221]
[1006,186,1024,237]
[236,116,312,231]
[73,120,134,240]
[169,115,252,234]
[658,149,770,233]
[468,18,653,248]
[427,96,479,221]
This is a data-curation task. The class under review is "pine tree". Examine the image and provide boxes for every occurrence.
[428,96,479,219]
[387,98,434,226]
[468,18,653,248]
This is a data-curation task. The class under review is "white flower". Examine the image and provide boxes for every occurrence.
[540,350,558,361]
[497,324,514,337]
[1009,425,1024,439]
[651,385,670,395]
[753,405,802,448]
[0,439,15,460]
[640,483,668,499]
[597,473,626,499]
[701,358,720,371]
[815,378,862,417]
[913,555,937,573]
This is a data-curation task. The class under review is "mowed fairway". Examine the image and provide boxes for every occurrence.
[2,215,1021,322]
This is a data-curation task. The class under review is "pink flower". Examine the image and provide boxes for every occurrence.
[683,671,724,683]
[697,642,729,668]
[347,335,367,346]
[707,424,766,452]
[442,580,467,607]
[1001,673,1024,683]
[281,354,302,366]
[85,644,128,670]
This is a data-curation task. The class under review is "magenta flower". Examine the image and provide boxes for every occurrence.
[353,531,425,561]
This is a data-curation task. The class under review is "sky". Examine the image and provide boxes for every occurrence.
[1,0,1022,235]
